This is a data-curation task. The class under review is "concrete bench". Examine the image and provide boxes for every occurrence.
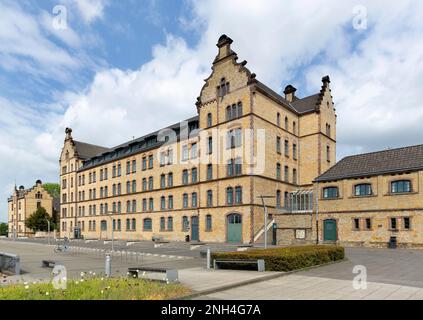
[128,267,178,283]
[213,259,265,272]
[42,260,60,268]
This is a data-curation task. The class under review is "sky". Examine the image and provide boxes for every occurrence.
[1,0,423,222]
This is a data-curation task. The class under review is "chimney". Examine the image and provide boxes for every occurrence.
[36,180,42,186]
[216,34,234,61]
[65,127,73,140]
[283,85,297,103]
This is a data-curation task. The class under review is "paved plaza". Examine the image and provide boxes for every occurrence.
[1,239,423,300]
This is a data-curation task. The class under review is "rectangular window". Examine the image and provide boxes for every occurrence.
[160,175,166,189]
[132,160,136,173]
[207,164,213,180]
[355,184,372,196]
[192,193,198,208]
[284,140,289,156]
[168,196,173,209]
[391,180,411,193]
[284,166,289,182]
[192,168,198,183]
[142,157,147,170]
[353,218,360,231]
[276,164,281,180]
[365,218,371,230]
[207,190,213,207]
[160,217,165,231]
[276,137,281,154]
[191,143,198,159]
[126,161,131,175]
[168,173,173,187]
[403,217,410,230]
[148,155,153,169]
[207,137,213,155]
[323,187,338,199]
[206,215,212,232]
[182,170,189,185]
[293,144,297,160]
[390,217,397,230]
[182,145,189,161]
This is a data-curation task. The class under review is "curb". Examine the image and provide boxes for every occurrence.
[176,258,347,300]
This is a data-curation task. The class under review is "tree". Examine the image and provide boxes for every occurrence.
[42,183,60,198]
[25,207,56,232]
[0,223,8,236]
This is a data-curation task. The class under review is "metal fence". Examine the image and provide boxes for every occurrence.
[0,252,20,275]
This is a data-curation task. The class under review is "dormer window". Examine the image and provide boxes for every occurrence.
[217,78,230,97]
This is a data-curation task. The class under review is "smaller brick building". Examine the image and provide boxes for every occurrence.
[314,144,423,248]
[7,180,59,237]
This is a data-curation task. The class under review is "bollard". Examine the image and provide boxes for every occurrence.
[206,248,211,270]
[105,255,111,277]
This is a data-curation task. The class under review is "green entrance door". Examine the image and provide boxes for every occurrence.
[323,219,337,242]
[227,214,242,243]
[191,216,199,241]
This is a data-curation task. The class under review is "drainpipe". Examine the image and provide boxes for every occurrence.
[315,182,319,245]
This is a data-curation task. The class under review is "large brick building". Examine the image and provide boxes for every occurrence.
[8,180,59,237]
[59,35,336,243]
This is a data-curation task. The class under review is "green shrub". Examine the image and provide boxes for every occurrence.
[211,245,344,272]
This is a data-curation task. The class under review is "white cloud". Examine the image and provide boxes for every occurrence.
[0,1,80,79]
[70,0,109,24]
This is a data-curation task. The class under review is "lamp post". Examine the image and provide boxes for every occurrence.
[46,219,51,245]
[105,211,117,253]
[257,195,275,249]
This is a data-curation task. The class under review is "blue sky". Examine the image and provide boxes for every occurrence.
[1,0,423,222]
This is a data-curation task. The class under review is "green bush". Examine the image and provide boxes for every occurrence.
[211,245,344,272]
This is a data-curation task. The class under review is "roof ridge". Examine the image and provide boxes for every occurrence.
[341,144,423,160]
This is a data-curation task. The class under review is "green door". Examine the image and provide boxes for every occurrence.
[227,214,242,243]
[324,219,337,241]
[191,216,199,241]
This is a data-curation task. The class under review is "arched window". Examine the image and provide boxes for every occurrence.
[235,186,243,204]
[160,196,166,210]
[131,218,136,231]
[277,113,281,127]
[207,113,212,127]
[167,217,173,231]
[126,218,131,231]
[276,190,281,208]
[126,201,131,213]
[183,193,188,208]
[132,200,136,213]
[143,218,152,231]
[206,214,212,232]
[182,216,189,231]
[226,187,234,205]
[285,116,289,130]
[160,217,166,231]
[207,190,213,207]
[192,192,198,207]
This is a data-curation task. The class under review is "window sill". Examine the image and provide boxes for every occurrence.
[385,192,416,196]
[320,197,342,201]
[348,194,377,199]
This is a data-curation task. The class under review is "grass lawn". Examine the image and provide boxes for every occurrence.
[0,277,191,300]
